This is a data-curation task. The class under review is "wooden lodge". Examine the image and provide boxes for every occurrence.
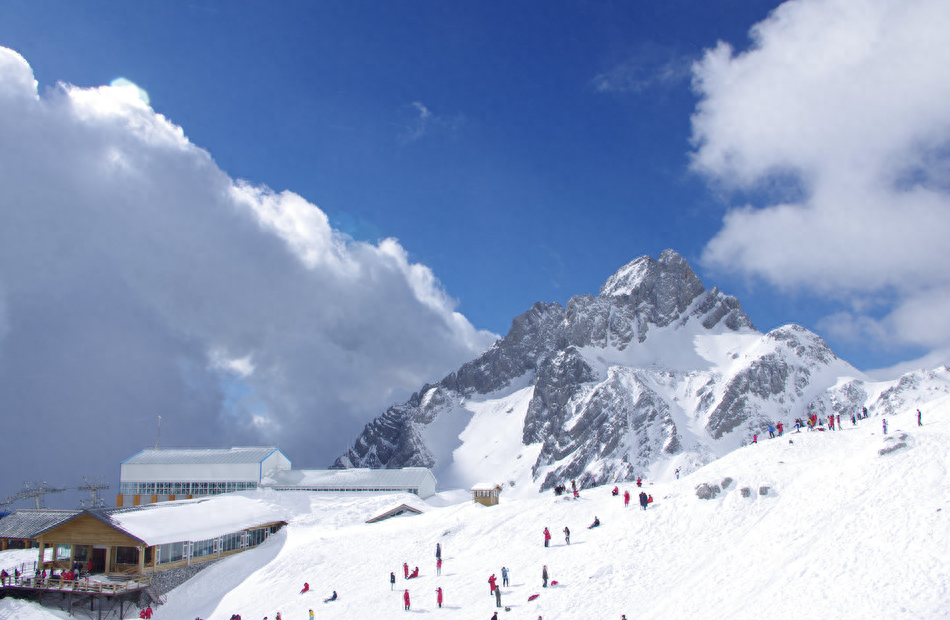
[21,495,287,577]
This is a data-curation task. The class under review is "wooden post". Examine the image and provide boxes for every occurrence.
[37,541,45,573]
[137,546,145,575]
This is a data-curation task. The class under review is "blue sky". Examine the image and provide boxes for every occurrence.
[1,0,949,504]
[1,1,778,333]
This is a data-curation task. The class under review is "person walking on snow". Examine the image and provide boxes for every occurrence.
[488,574,497,595]
[639,491,649,510]
[501,567,510,587]
[543,527,551,547]
[542,565,549,588]
[563,526,571,545]
[836,414,841,429]
[436,587,443,609]
[436,542,441,560]
[403,590,411,611]
[918,409,922,426]
[768,424,775,438]
[403,562,409,579]
[390,572,396,590]
[309,610,314,620]
[883,418,888,434]
[495,581,502,607]
[777,422,784,436]
[436,557,442,576]
[624,490,631,507]
[675,467,681,479]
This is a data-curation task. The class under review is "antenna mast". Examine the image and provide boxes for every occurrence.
[155,414,162,449]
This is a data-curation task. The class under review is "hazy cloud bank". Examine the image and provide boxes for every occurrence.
[0,47,496,502]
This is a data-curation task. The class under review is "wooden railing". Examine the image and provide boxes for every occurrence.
[7,575,151,594]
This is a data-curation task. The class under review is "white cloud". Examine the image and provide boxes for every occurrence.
[592,44,692,94]
[691,0,950,352]
[0,47,497,500]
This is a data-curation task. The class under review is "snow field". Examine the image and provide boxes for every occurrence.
[2,405,947,620]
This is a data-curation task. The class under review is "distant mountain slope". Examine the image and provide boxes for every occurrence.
[336,249,948,493]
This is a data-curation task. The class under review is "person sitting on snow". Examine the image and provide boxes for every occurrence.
[588,516,601,529]
[323,591,337,603]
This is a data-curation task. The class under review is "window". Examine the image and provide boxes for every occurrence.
[115,547,138,565]
[221,532,243,552]
[157,542,184,564]
[192,538,214,558]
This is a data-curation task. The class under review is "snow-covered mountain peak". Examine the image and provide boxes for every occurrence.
[338,250,934,496]
[599,248,701,302]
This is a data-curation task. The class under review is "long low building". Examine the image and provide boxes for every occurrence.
[118,446,292,506]
[262,467,437,499]
[31,495,287,576]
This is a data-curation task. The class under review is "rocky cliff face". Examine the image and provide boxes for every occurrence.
[335,250,937,493]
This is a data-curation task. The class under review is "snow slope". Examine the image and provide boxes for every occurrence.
[3,404,948,620]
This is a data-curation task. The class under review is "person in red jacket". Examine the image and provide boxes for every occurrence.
[543,527,551,547]
[403,589,411,611]
[300,582,309,593]
[623,490,630,507]
[636,477,642,487]
[436,586,443,608]
[488,573,497,594]
[403,562,409,579]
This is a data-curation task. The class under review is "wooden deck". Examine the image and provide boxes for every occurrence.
[0,575,158,619]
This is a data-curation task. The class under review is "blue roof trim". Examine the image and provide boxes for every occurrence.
[120,448,147,465]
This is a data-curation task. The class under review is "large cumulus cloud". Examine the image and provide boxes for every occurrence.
[691,0,950,355]
[0,47,496,503]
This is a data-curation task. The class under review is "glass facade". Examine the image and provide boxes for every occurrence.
[119,481,258,496]
[155,525,277,565]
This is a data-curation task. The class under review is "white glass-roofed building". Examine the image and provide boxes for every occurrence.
[262,467,437,499]
[117,446,292,506]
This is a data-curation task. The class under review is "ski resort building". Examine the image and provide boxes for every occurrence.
[31,495,286,576]
[117,446,292,506]
[261,467,438,499]
[471,483,502,506]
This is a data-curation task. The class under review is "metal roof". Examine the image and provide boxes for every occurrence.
[264,467,436,490]
[121,446,283,466]
[0,509,79,540]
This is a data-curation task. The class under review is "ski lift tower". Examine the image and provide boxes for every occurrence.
[3,481,67,509]
[77,475,110,509]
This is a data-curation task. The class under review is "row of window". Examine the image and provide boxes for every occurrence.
[155,525,277,565]
[271,486,419,495]
[119,481,258,496]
